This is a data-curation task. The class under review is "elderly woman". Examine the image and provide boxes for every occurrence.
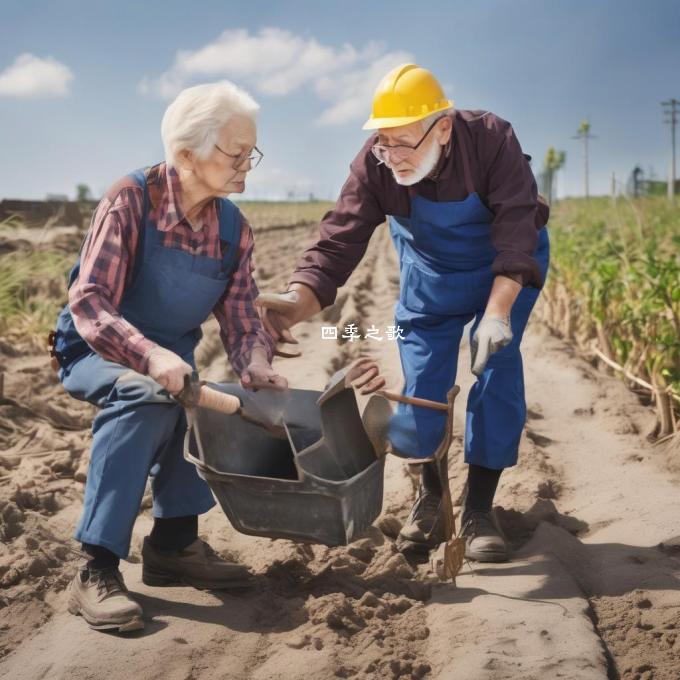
[50,81,285,632]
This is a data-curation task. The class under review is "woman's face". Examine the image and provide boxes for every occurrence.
[190,115,257,197]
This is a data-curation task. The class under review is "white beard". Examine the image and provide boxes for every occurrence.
[391,140,442,186]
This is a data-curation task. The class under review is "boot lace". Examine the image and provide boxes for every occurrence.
[408,488,442,529]
[461,510,497,538]
[90,567,127,596]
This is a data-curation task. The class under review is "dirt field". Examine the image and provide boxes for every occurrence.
[1,216,679,679]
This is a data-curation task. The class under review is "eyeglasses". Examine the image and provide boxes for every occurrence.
[214,144,263,170]
[371,117,442,165]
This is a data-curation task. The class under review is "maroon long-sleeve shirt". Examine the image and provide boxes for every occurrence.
[289,109,549,309]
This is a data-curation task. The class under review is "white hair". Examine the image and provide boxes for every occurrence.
[420,110,448,132]
[161,81,259,167]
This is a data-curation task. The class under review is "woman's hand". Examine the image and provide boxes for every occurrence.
[240,360,288,391]
[145,346,193,395]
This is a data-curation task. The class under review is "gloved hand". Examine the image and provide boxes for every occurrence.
[470,315,513,376]
[145,346,193,395]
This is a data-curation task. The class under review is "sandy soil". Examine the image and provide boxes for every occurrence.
[1,220,679,680]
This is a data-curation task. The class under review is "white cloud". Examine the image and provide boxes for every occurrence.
[314,50,414,126]
[0,53,73,97]
[140,28,416,126]
[237,165,319,201]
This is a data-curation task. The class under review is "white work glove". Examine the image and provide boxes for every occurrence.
[145,346,193,395]
[470,315,513,376]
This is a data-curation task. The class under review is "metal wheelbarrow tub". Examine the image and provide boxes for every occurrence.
[183,382,386,546]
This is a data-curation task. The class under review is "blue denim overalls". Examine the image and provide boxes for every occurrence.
[386,125,550,468]
[54,167,241,558]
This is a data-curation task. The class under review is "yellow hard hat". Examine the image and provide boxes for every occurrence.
[362,63,453,130]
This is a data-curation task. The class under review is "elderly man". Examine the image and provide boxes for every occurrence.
[50,81,285,632]
[257,64,550,563]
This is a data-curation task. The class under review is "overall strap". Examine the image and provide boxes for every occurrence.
[217,198,242,275]
[125,167,151,286]
[66,167,150,290]
[454,115,476,196]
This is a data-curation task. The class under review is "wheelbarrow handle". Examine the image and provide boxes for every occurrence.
[377,389,449,412]
[196,385,242,415]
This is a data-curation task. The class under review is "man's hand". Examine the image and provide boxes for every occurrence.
[256,290,300,351]
[240,360,288,391]
[344,356,387,395]
[470,315,513,376]
[255,284,322,354]
[145,346,193,395]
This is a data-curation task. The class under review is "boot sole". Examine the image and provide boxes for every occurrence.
[395,536,440,555]
[464,549,510,563]
[68,598,144,632]
[142,565,253,591]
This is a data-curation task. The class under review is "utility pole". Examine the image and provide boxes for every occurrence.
[572,120,596,199]
[662,98,678,201]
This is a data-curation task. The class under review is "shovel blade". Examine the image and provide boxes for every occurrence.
[240,387,292,427]
[431,536,465,582]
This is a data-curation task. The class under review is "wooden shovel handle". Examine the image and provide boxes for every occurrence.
[196,386,241,414]
[377,389,449,412]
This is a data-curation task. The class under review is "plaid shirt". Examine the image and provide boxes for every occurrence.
[69,163,275,376]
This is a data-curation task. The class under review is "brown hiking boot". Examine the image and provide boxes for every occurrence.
[67,565,144,632]
[396,455,449,554]
[141,537,253,590]
[461,509,509,562]
[396,487,446,553]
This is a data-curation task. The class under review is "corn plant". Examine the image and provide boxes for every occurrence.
[537,196,679,436]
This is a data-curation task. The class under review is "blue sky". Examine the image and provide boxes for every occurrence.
[1,0,678,201]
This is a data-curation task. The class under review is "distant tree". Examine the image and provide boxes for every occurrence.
[76,183,92,202]
[542,147,566,204]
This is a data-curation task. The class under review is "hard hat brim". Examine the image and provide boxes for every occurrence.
[362,102,453,130]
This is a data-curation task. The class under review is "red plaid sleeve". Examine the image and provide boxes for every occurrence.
[68,187,158,373]
[213,217,276,376]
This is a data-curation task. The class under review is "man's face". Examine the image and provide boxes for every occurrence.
[377,116,452,186]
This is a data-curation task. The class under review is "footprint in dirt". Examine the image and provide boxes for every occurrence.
[495,499,590,549]
[525,429,555,448]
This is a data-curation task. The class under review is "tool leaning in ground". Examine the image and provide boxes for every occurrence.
[173,371,289,438]
[334,357,465,582]
[387,383,465,583]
